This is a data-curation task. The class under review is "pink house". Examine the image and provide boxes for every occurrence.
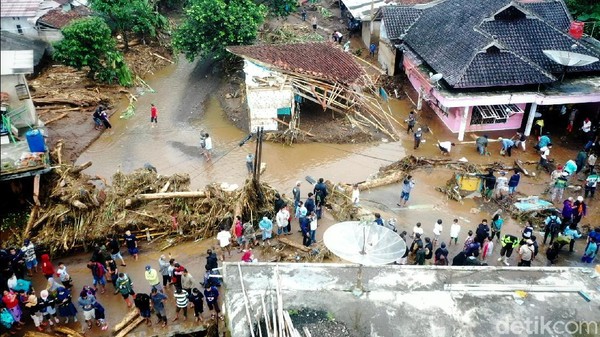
[381,0,600,140]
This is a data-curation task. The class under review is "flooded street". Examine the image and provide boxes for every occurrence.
[59,55,598,337]
[76,57,408,193]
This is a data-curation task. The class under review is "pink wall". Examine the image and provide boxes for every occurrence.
[403,56,528,133]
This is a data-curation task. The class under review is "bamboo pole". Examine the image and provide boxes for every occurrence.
[238,263,256,337]
[271,293,278,337]
[262,294,272,337]
[135,191,207,200]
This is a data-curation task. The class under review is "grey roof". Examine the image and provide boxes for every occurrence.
[382,6,422,41]
[519,0,571,31]
[0,31,50,66]
[401,0,600,88]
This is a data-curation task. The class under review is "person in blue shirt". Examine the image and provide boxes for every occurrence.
[543,211,561,245]
[373,213,384,226]
[563,224,582,252]
[508,170,521,194]
[536,134,551,150]
[499,137,516,157]
[204,284,223,321]
[369,43,377,57]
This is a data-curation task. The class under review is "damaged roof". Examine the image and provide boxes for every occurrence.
[388,0,600,88]
[37,5,91,29]
[227,42,368,85]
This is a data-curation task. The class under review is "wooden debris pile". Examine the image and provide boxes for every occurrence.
[12,159,278,256]
[259,23,324,44]
[29,65,115,126]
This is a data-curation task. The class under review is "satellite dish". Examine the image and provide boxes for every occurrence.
[543,50,599,67]
[323,221,406,266]
[429,73,444,84]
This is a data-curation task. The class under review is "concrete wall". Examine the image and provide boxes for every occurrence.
[246,88,293,132]
[378,42,396,76]
[1,17,38,38]
[223,263,600,337]
[0,74,37,129]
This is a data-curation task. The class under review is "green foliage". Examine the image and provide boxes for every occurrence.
[260,0,297,17]
[89,0,167,49]
[173,0,267,61]
[565,0,600,39]
[53,17,133,86]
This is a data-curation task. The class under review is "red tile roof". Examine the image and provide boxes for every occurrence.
[38,6,90,29]
[228,42,367,85]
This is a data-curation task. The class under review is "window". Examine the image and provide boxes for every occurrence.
[16,25,23,34]
[470,104,522,125]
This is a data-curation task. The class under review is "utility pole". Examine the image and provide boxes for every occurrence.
[252,126,264,183]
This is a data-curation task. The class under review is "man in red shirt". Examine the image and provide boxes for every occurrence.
[150,103,158,128]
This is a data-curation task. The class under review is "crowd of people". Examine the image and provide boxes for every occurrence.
[0,231,226,334]
[389,209,599,267]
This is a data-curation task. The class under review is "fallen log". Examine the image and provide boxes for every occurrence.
[150,51,174,64]
[53,326,85,337]
[113,309,140,333]
[135,191,207,200]
[24,331,55,337]
[514,159,531,176]
[115,316,145,337]
[23,205,39,239]
[42,112,68,125]
[69,161,92,175]
[33,98,85,106]
[277,237,310,252]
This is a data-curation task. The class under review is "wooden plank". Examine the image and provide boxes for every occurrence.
[113,309,140,332]
[33,174,40,206]
[115,316,144,337]
[135,191,207,200]
[277,237,310,252]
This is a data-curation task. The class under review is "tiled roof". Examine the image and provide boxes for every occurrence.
[227,43,367,85]
[478,17,600,74]
[454,48,556,88]
[0,0,42,17]
[382,6,422,40]
[401,0,600,88]
[519,0,571,32]
[38,6,91,29]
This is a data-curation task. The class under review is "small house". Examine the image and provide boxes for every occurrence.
[0,0,43,37]
[381,0,600,140]
[228,42,379,134]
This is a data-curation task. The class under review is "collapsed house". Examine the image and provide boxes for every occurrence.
[227,42,400,141]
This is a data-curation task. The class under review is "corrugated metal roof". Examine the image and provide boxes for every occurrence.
[1,50,34,75]
[0,0,42,17]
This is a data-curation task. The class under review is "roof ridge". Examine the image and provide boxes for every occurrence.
[473,23,556,81]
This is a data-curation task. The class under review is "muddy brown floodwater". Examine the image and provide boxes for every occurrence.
[75,56,410,193]
[62,54,599,337]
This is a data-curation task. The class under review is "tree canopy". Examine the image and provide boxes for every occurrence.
[260,0,297,17]
[53,17,133,86]
[173,0,267,61]
[89,0,167,50]
[566,0,600,39]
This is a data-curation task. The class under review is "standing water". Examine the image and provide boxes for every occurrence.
[77,56,409,192]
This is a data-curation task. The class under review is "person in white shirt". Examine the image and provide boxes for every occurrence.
[449,219,461,246]
[203,133,213,161]
[276,206,290,235]
[412,222,424,238]
[433,219,443,245]
[216,226,232,261]
[494,171,509,199]
[438,141,455,155]
[351,184,360,206]
[537,144,552,173]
